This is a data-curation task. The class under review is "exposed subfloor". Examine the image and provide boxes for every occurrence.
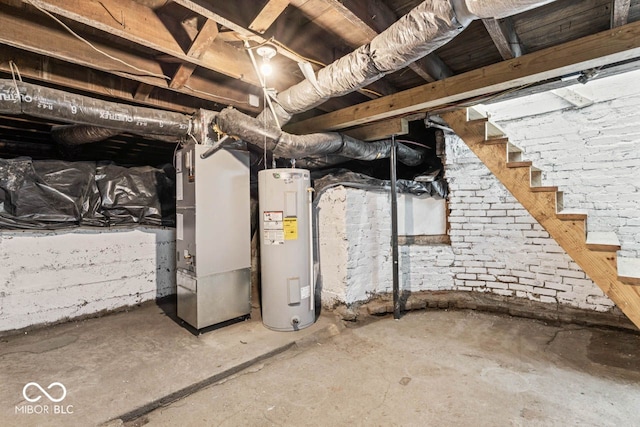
[2,304,640,427]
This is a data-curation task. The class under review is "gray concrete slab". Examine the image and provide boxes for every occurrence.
[128,310,640,427]
[0,301,342,427]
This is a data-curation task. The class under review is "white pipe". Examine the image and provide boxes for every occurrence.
[307,186,315,312]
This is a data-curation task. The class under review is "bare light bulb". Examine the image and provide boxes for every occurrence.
[256,44,277,77]
[260,59,273,76]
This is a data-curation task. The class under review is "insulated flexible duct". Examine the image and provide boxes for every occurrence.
[0,80,193,137]
[258,0,557,126]
[214,107,423,166]
[51,125,122,145]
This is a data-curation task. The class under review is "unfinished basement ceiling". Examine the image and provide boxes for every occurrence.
[1,0,640,163]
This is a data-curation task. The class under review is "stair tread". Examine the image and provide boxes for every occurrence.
[556,211,588,220]
[467,106,488,121]
[530,186,558,192]
[484,137,508,145]
[586,232,620,247]
[618,257,640,283]
[506,161,532,168]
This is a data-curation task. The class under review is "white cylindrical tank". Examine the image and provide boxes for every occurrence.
[258,168,315,331]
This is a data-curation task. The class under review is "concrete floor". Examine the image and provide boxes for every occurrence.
[2,304,640,427]
[128,311,640,427]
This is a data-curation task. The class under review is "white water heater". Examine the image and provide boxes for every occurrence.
[258,168,315,331]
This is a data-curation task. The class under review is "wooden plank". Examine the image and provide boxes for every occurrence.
[286,21,640,134]
[442,108,640,329]
[0,23,261,113]
[343,118,408,141]
[170,19,219,89]
[133,83,154,101]
[483,18,524,60]
[18,0,270,88]
[307,0,451,82]
[612,0,631,27]
[249,0,290,34]
[174,0,391,99]
[173,0,300,64]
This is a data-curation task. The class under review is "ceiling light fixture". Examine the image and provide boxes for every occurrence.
[256,44,277,76]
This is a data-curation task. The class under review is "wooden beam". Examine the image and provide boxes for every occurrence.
[133,83,154,101]
[0,13,261,112]
[483,18,524,60]
[18,0,276,89]
[174,0,395,100]
[343,118,408,141]
[286,21,640,134]
[412,54,454,82]
[249,0,290,34]
[173,0,300,64]
[170,19,219,89]
[612,0,631,28]
[322,0,453,82]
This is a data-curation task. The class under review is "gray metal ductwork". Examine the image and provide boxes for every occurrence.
[214,107,423,166]
[0,80,193,142]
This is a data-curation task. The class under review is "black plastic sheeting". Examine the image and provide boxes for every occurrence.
[0,158,175,229]
[312,169,448,199]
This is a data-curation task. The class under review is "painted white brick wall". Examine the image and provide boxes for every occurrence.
[317,70,640,313]
[0,227,176,332]
[318,188,455,306]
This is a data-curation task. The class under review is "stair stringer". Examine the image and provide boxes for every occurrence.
[442,108,640,329]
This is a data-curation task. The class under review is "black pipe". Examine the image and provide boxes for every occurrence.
[390,134,400,320]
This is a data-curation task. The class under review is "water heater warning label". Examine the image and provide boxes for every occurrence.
[264,211,284,245]
[283,217,298,240]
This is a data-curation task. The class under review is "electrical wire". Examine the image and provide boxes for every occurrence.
[8,61,23,100]
[25,0,170,81]
[269,39,326,68]
[396,139,431,150]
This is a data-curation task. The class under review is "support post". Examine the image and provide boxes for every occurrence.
[390,134,400,319]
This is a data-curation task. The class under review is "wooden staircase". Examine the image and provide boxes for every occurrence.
[442,107,640,329]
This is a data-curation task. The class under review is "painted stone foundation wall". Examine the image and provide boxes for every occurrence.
[317,70,640,316]
[0,227,175,332]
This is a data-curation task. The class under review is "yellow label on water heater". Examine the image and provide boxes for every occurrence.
[283,217,298,240]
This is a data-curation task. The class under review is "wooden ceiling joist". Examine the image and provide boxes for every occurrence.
[0,18,260,114]
[286,20,640,134]
[483,18,524,60]
[612,0,632,27]
[249,0,290,34]
[170,19,219,89]
[17,0,276,89]
[293,0,453,83]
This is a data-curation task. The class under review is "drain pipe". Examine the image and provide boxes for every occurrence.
[390,135,400,320]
